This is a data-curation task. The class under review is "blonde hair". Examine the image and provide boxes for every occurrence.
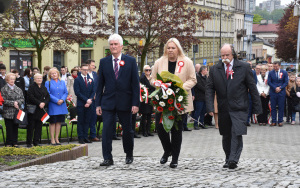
[143,65,151,71]
[48,68,61,81]
[5,73,16,83]
[34,73,43,80]
[163,38,185,57]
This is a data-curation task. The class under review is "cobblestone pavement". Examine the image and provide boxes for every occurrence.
[0,123,300,187]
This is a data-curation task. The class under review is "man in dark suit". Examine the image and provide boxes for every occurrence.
[86,59,100,141]
[206,44,262,169]
[96,34,140,166]
[74,64,95,144]
[267,61,289,127]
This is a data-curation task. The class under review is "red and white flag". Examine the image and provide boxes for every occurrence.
[16,110,25,122]
[41,112,50,123]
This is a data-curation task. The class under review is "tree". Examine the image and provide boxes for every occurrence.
[107,0,211,73]
[270,9,285,23]
[274,3,297,61]
[253,9,271,21]
[253,14,263,24]
[0,0,109,70]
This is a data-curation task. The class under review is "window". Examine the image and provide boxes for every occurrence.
[53,51,65,69]
[81,50,92,64]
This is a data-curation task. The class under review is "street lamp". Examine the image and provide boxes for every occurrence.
[115,0,118,34]
[294,5,300,75]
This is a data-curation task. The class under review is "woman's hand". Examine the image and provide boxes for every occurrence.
[39,102,45,109]
[14,101,19,109]
[57,100,64,105]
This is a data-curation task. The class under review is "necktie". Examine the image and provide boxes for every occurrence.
[226,64,230,79]
[84,77,87,87]
[114,58,119,79]
[276,71,278,80]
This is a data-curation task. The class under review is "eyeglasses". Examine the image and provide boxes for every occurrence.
[145,69,151,72]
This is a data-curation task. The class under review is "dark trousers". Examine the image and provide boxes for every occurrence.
[193,101,206,127]
[141,113,152,134]
[286,97,293,122]
[132,113,137,134]
[247,93,253,123]
[257,96,270,124]
[77,106,93,140]
[182,113,188,130]
[155,113,183,162]
[26,114,42,145]
[222,131,243,163]
[89,103,97,139]
[4,118,18,146]
[102,110,134,160]
[270,93,285,123]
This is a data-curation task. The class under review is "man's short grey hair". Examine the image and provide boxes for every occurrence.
[108,34,123,46]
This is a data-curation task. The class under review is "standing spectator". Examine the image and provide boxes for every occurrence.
[12,69,25,96]
[23,68,33,104]
[31,67,40,82]
[60,66,70,86]
[1,73,25,147]
[27,73,50,147]
[67,68,78,106]
[139,65,155,137]
[96,34,140,166]
[255,64,261,76]
[0,64,6,80]
[0,64,7,91]
[45,68,68,145]
[74,64,95,144]
[257,65,270,125]
[206,44,261,169]
[86,59,100,141]
[151,38,196,168]
[267,63,274,73]
[247,61,257,126]
[268,61,289,127]
[42,66,51,86]
[193,66,208,130]
[290,77,300,124]
[286,73,296,124]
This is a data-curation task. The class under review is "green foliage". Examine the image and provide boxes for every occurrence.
[253,8,284,24]
[253,14,263,24]
[0,144,78,156]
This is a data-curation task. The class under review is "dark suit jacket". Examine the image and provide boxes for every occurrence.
[96,54,140,111]
[206,59,262,135]
[74,75,95,107]
[267,69,289,96]
[139,74,155,114]
[194,73,207,101]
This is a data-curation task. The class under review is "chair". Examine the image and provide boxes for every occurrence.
[96,115,102,138]
[40,123,50,144]
[59,121,69,144]
[69,107,77,141]
[0,124,6,146]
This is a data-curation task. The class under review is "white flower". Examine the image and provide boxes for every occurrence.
[166,88,173,95]
[176,88,180,93]
[159,101,165,107]
[178,96,183,102]
[142,96,145,99]
[162,94,168,99]
[155,95,159,100]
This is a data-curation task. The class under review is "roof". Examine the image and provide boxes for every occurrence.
[253,24,278,33]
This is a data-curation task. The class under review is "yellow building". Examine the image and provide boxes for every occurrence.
[0,0,238,73]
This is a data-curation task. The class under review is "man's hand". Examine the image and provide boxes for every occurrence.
[261,93,266,98]
[275,87,281,93]
[96,106,102,116]
[87,99,92,105]
[209,112,214,117]
[39,102,45,109]
[84,103,90,108]
[132,106,139,114]
[192,96,195,101]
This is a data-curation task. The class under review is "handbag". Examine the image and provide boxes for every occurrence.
[27,104,36,114]
[14,109,28,126]
[294,104,300,112]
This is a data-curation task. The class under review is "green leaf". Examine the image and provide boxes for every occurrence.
[157,73,163,81]
[162,111,175,133]
[149,88,161,98]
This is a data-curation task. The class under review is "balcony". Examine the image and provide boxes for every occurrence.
[237,29,247,38]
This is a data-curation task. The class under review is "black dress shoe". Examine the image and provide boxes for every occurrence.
[228,161,238,169]
[143,133,148,137]
[200,124,208,129]
[79,139,85,144]
[27,144,32,148]
[247,123,251,127]
[33,143,40,147]
[194,127,200,130]
[84,139,92,143]
[100,159,114,166]
[183,127,192,131]
[125,156,134,164]
[160,152,171,164]
[223,162,229,168]
[112,136,121,140]
[147,132,154,136]
[134,134,141,138]
[170,161,178,168]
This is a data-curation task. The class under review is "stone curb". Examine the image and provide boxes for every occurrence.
[0,144,88,172]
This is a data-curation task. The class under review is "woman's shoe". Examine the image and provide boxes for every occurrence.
[259,123,262,126]
[27,144,33,148]
[50,142,56,146]
[170,161,178,168]
[147,132,154,136]
[56,142,61,145]
[291,121,295,125]
[12,145,20,148]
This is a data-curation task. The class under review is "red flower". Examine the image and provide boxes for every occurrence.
[180,107,184,111]
[176,103,181,108]
[168,107,175,111]
[168,99,174,104]
[168,116,175,120]
[141,89,144,92]
[152,101,157,104]
[157,106,163,112]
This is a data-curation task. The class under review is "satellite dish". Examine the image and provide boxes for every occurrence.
[0,0,14,13]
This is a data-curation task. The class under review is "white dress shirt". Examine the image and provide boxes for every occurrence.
[223,59,234,73]
[257,74,270,96]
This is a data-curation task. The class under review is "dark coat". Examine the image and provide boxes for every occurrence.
[194,73,207,101]
[206,59,262,136]
[290,86,300,106]
[139,74,155,114]
[27,82,50,120]
[74,74,95,107]
[15,76,25,96]
[0,77,5,91]
[96,54,140,111]
[267,69,289,96]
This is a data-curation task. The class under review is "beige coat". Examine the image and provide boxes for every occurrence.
[151,56,197,112]
[67,76,77,106]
